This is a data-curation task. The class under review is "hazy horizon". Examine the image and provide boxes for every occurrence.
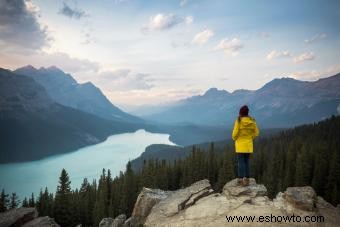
[8,64,340,112]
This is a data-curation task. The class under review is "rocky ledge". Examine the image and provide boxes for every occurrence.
[101,178,340,227]
[0,207,59,227]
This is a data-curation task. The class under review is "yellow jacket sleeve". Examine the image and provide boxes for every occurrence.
[232,119,239,141]
[253,121,259,138]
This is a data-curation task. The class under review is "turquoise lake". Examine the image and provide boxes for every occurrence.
[0,129,175,199]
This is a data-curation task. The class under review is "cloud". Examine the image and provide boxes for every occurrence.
[142,13,193,32]
[185,16,194,25]
[304,33,327,44]
[267,50,291,60]
[171,41,190,48]
[105,87,202,107]
[40,52,99,74]
[180,0,188,7]
[214,38,243,55]
[290,65,340,80]
[59,2,88,19]
[293,52,315,63]
[96,69,154,91]
[192,29,214,45]
[0,51,99,82]
[0,0,49,50]
[258,32,270,38]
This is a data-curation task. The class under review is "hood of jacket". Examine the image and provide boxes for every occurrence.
[239,117,256,129]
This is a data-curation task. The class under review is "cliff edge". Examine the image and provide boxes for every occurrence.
[101,178,340,227]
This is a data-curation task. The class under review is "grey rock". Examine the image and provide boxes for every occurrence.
[130,187,170,226]
[145,179,213,225]
[99,218,114,227]
[99,214,127,227]
[316,196,335,209]
[284,186,316,211]
[0,207,38,227]
[141,178,340,226]
[22,216,60,227]
[181,188,214,210]
[152,179,211,217]
[222,178,267,198]
[123,217,131,227]
[112,214,126,227]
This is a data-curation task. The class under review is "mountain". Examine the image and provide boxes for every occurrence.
[0,68,139,163]
[14,65,141,123]
[144,74,340,127]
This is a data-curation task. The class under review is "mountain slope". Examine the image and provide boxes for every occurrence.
[145,74,340,127]
[14,65,141,123]
[0,68,139,163]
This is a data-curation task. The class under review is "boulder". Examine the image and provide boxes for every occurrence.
[22,216,60,227]
[145,180,215,226]
[99,214,130,227]
[137,178,340,226]
[112,214,126,227]
[148,179,212,218]
[222,178,267,198]
[0,207,38,227]
[284,186,316,211]
[130,187,170,226]
[123,217,131,227]
[99,218,114,227]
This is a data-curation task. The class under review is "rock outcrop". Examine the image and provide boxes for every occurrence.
[99,214,127,227]
[22,216,60,227]
[0,207,59,227]
[125,178,340,227]
[130,187,171,226]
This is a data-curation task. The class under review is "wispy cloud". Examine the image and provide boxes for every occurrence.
[192,29,214,45]
[59,2,88,19]
[293,52,315,63]
[267,50,291,60]
[0,0,49,50]
[142,13,193,32]
[258,32,270,38]
[290,65,340,80]
[304,33,327,44]
[97,69,154,91]
[214,38,243,55]
[180,0,188,7]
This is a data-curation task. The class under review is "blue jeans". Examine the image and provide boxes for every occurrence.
[237,153,250,178]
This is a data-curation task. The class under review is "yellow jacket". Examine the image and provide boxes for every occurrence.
[232,116,259,153]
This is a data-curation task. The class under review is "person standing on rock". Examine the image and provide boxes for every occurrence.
[232,105,259,186]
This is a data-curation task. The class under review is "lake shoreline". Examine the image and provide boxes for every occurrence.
[0,129,175,200]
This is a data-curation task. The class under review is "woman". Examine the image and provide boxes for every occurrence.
[232,105,259,186]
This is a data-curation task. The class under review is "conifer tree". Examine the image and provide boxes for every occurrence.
[28,193,35,207]
[54,168,72,227]
[10,193,20,209]
[22,197,29,207]
[0,189,9,212]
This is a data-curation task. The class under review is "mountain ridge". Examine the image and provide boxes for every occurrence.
[14,65,141,123]
[144,73,340,127]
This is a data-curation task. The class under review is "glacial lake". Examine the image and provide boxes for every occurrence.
[0,129,175,199]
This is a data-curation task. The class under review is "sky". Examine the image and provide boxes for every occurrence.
[1,0,340,110]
